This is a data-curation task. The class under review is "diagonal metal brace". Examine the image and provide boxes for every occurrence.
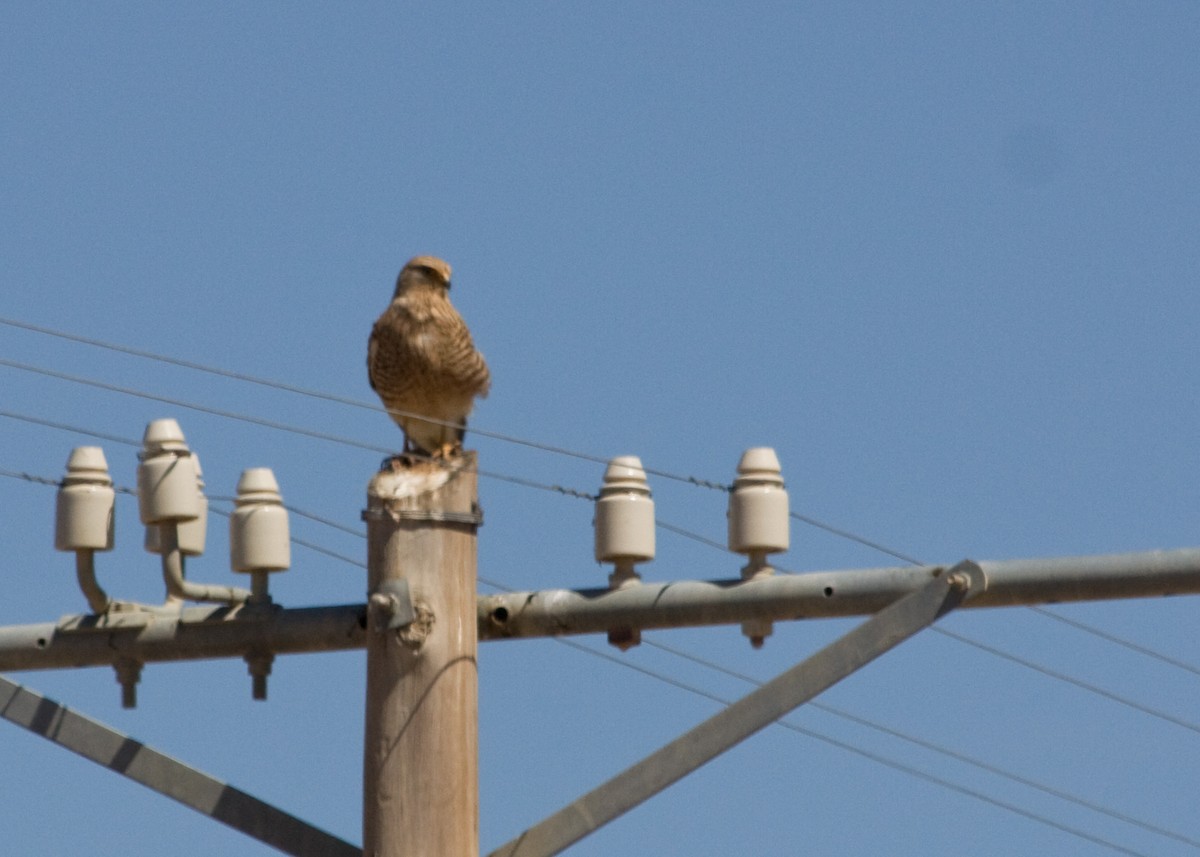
[489,560,984,857]
[0,675,359,857]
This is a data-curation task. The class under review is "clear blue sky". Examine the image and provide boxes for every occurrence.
[3,4,1199,855]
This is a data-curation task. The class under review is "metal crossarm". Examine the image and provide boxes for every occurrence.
[488,561,984,857]
[1,549,1197,675]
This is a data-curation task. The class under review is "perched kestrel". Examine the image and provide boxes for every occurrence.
[368,256,491,458]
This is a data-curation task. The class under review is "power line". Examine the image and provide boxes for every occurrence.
[661,491,1200,718]
[654,519,729,554]
[0,468,63,490]
[1030,605,1200,678]
[201,502,366,570]
[0,315,731,490]
[0,409,140,448]
[933,626,1200,737]
[7,315,1197,660]
[0,467,513,588]
[777,519,1200,701]
[0,405,763,569]
[788,510,924,565]
[207,494,367,540]
[0,363,935,572]
[9,394,1200,698]
[284,505,367,540]
[554,636,1158,857]
[0,357,396,454]
[0,398,597,505]
[0,333,950,555]
[659,503,1200,758]
[646,638,1200,850]
[10,393,1200,703]
[776,496,1200,742]
[0,468,369,571]
[9,352,1200,747]
[0,412,718,557]
[285,536,363,569]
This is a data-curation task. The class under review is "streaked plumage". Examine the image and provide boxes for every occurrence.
[368,256,490,457]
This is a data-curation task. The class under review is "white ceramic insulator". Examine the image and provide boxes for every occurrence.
[594,455,655,564]
[230,467,291,573]
[137,418,201,525]
[55,446,116,552]
[727,447,790,555]
[144,454,208,556]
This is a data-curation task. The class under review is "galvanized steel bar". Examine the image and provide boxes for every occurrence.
[0,675,360,857]
[0,603,367,672]
[488,564,980,857]
[480,547,1200,640]
[0,548,1197,673]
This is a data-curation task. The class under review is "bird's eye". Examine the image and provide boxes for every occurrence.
[417,265,447,284]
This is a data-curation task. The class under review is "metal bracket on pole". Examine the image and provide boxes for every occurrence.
[367,579,416,632]
[489,560,983,857]
[0,674,359,857]
[362,505,484,528]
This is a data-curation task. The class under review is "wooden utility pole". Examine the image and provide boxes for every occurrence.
[363,455,480,857]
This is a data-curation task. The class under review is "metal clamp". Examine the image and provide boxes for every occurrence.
[367,580,416,632]
[362,505,484,527]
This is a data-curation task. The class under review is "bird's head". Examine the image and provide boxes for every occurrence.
[395,255,452,296]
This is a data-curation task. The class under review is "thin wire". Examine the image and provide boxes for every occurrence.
[776,515,1200,692]
[0,459,726,591]
[0,329,955,540]
[0,468,62,489]
[0,392,596,504]
[788,511,925,566]
[211,493,508,588]
[10,340,1200,748]
[9,394,1200,698]
[659,499,1200,761]
[0,409,140,448]
[12,393,1200,702]
[654,520,729,553]
[554,637,1156,857]
[0,404,596,583]
[1030,605,1200,678]
[646,638,1200,850]
[933,626,1200,736]
[287,537,363,569]
[283,506,367,540]
[0,402,913,573]
[5,318,1192,663]
[661,492,1200,729]
[653,519,813,574]
[0,468,361,576]
[0,315,732,490]
[201,502,366,569]
[207,494,367,540]
[0,357,396,454]
[0,468,368,573]
[0,405,732,563]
